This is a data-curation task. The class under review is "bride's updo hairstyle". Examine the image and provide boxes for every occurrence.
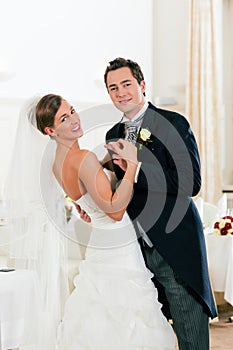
[36,94,62,134]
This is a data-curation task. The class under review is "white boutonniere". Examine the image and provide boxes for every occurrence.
[138,128,152,150]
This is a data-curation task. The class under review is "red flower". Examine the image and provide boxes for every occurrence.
[214,222,219,229]
[223,215,233,222]
[221,228,228,235]
[225,222,232,230]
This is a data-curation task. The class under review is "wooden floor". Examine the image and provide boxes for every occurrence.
[173,294,233,349]
[210,302,233,350]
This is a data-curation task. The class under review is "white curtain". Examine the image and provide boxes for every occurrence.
[186,0,223,203]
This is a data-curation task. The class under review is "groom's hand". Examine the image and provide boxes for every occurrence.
[72,202,91,223]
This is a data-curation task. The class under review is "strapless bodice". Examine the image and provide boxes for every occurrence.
[75,192,116,227]
[75,192,137,249]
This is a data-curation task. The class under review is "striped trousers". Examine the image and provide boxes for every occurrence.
[142,242,210,350]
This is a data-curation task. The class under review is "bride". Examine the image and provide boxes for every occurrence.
[35,93,176,350]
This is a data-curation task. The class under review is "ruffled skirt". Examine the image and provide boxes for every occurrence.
[57,241,176,350]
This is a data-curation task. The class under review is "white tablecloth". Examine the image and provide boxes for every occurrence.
[205,233,233,305]
[0,269,40,350]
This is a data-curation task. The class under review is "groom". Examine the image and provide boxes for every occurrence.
[103,57,217,350]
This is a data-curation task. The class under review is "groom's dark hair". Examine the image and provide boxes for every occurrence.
[104,57,145,96]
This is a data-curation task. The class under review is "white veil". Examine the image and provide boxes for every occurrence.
[4,96,69,349]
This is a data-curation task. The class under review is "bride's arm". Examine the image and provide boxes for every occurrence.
[78,140,138,221]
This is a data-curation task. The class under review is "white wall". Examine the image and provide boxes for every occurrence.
[0,0,153,102]
[0,0,153,192]
[0,99,22,196]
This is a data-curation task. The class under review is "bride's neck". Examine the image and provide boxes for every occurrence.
[57,139,79,151]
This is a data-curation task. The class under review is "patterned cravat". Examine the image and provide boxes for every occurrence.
[124,112,145,144]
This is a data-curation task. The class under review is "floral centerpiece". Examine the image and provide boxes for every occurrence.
[213,216,233,235]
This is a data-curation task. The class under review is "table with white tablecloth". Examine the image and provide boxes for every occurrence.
[0,269,40,350]
[205,233,233,306]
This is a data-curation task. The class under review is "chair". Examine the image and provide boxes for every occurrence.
[203,202,218,229]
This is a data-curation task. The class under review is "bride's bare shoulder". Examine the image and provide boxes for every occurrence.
[70,149,99,168]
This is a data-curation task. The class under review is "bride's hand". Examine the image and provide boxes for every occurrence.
[73,202,91,223]
[105,139,138,166]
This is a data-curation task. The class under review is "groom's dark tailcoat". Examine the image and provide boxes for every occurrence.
[106,102,217,319]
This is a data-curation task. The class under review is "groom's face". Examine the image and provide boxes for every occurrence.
[106,67,145,119]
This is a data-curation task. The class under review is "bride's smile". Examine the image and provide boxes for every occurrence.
[72,125,81,132]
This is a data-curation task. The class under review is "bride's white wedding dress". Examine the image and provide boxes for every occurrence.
[57,191,176,350]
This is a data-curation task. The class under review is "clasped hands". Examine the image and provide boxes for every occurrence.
[104,138,138,171]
